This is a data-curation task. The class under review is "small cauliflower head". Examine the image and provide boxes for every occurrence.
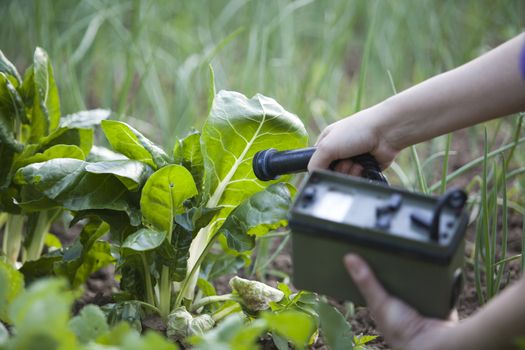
[167,307,215,342]
[229,276,284,311]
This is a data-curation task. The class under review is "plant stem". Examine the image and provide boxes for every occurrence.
[190,294,240,312]
[159,266,171,319]
[2,214,25,266]
[159,183,175,319]
[26,209,60,261]
[176,229,218,308]
[0,213,7,231]
[211,303,241,323]
[141,253,157,307]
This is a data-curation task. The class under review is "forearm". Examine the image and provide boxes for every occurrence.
[377,33,525,150]
[445,277,525,349]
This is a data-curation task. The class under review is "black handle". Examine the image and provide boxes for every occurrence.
[253,147,388,184]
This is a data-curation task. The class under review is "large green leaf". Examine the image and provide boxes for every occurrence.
[119,254,150,302]
[101,120,169,169]
[14,144,85,169]
[191,314,266,350]
[165,226,192,282]
[262,311,316,349]
[316,300,354,350]
[0,50,21,85]
[19,254,62,285]
[0,72,27,125]
[35,126,93,156]
[140,165,198,233]
[186,91,307,300]
[15,158,134,214]
[8,278,77,349]
[69,304,109,344]
[122,228,166,252]
[0,146,16,191]
[0,74,23,153]
[59,109,111,128]
[0,259,24,323]
[173,130,204,197]
[29,47,60,142]
[218,183,294,252]
[71,209,138,244]
[201,90,307,213]
[55,219,114,288]
[85,160,153,191]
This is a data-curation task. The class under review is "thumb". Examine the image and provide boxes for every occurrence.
[344,254,390,315]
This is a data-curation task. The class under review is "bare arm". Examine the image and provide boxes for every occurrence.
[309,32,525,172]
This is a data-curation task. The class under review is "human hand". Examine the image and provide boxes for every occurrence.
[344,254,458,350]
[307,104,401,175]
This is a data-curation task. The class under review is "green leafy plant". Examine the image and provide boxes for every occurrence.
[0,261,178,350]
[1,47,367,348]
[0,47,110,270]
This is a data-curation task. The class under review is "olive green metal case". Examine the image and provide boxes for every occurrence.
[289,170,468,319]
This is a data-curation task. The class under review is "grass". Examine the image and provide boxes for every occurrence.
[1,0,525,305]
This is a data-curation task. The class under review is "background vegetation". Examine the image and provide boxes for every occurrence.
[2,0,525,309]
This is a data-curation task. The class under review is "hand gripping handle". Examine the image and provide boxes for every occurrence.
[253,147,387,184]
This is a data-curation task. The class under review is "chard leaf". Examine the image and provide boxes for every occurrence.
[104,301,144,332]
[34,126,93,156]
[197,278,217,297]
[101,120,169,169]
[262,311,316,349]
[85,160,153,191]
[15,158,134,215]
[174,206,222,232]
[8,278,77,349]
[87,145,128,162]
[201,90,307,215]
[0,259,24,323]
[60,108,111,128]
[0,50,21,85]
[165,226,192,282]
[69,304,109,343]
[190,314,266,350]
[19,254,62,284]
[316,300,354,350]
[201,252,245,281]
[96,322,178,349]
[122,228,166,252]
[0,72,27,126]
[187,91,307,297]
[29,47,60,142]
[54,219,115,288]
[14,144,85,169]
[71,209,138,243]
[0,74,23,153]
[17,184,62,212]
[219,183,294,252]
[119,254,151,302]
[0,147,16,190]
[173,130,204,198]
[140,164,198,233]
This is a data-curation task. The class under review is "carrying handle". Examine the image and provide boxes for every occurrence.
[253,147,388,184]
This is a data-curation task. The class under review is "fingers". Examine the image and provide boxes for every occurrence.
[308,142,336,171]
[344,254,390,315]
[333,160,364,176]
